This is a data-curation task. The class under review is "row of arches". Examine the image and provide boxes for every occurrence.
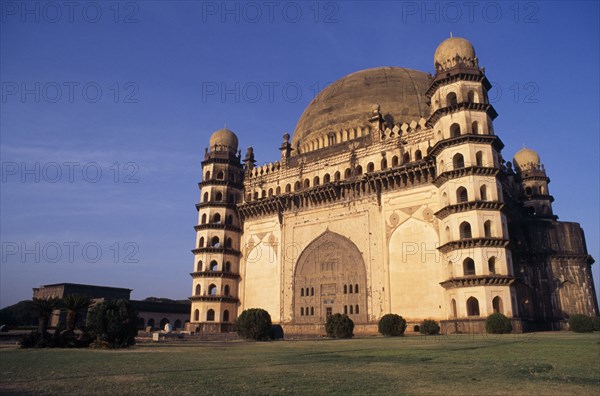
[439,121,485,141]
[450,296,503,317]
[202,191,238,204]
[343,305,360,315]
[300,126,370,154]
[441,151,486,172]
[460,256,498,277]
[343,284,360,294]
[196,259,232,272]
[140,318,185,330]
[300,287,314,297]
[200,212,235,225]
[197,236,234,249]
[445,219,497,241]
[300,306,314,316]
[193,308,230,322]
[204,170,237,182]
[194,283,231,296]
[454,184,489,203]
[444,89,481,108]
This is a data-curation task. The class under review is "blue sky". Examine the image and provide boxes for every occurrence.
[1,1,598,308]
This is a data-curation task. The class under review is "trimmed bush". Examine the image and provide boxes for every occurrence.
[485,313,512,334]
[592,316,600,332]
[378,314,407,337]
[87,299,139,348]
[326,314,354,339]
[419,319,440,335]
[569,314,594,333]
[235,308,272,340]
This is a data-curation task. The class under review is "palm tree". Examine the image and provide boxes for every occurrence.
[62,295,93,333]
[31,298,61,335]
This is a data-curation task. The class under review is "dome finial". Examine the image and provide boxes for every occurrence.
[450,32,453,38]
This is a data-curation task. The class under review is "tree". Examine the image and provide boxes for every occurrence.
[378,314,407,337]
[569,314,594,333]
[485,313,512,334]
[87,299,139,348]
[62,295,93,333]
[235,308,272,340]
[30,298,61,335]
[419,319,440,335]
[326,314,354,339]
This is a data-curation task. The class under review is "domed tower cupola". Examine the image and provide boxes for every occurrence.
[209,128,239,154]
[513,147,555,218]
[434,37,479,73]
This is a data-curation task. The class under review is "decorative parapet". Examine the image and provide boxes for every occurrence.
[189,295,239,303]
[434,166,499,188]
[428,134,504,157]
[191,247,241,256]
[427,102,497,126]
[437,237,509,254]
[190,271,240,280]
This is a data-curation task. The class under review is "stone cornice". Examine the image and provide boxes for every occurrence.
[438,237,509,254]
[189,295,239,303]
[201,157,243,168]
[434,166,499,188]
[198,180,243,189]
[440,274,515,289]
[427,102,498,126]
[194,224,242,233]
[426,67,491,98]
[195,202,238,210]
[191,247,241,256]
[190,271,240,280]
[434,201,504,220]
[429,134,504,158]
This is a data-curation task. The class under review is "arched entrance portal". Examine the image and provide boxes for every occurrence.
[294,231,367,324]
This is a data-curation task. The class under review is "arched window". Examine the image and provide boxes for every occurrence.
[392,156,399,167]
[301,288,304,297]
[311,287,314,296]
[304,179,310,189]
[294,181,301,191]
[466,297,480,316]
[246,193,252,202]
[310,307,314,316]
[225,238,232,248]
[224,285,230,296]
[203,192,209,202]
[451,299,457,318]
[225,215,233,225]
[196,260,203,272]
[463,258,476,276]
[344,168,352,179]
[472,121,480,135]
[198,237,205,248]
[468,90,477,103]
[334,171,341,181]
[201,213,207,224]
[213,213,221,223]
[253,191,259,200]
[450,123,461,138]
[193,309,199,321]
[355,165,363,175]
[453,153,465,169]
[492,296,503,314]
[195,284,201,295]
[459,221,472,239]
[223,310,230,322]
[484,220,493,238]
[210,260,218,271]
[488,257,496,274]
[445,226,451,241]
[480,185,488,201]
[367,162,375,172]
[456,187,468,203]
[344,306,348,314]
[355,284,359,293]
[207,309,215,321]
[208,284,217,295]
[268,188,273,197]
[343,285,347,294]
[415,150,422,161]
[328,134,336,145]
[323,174,331,183]
[225,261,231,272]
[216,171,224,180]
[276,186,281,195]
[446,92,458,106]
[476,151,483,166]
[211,236,220,247]
[215,192,223,201]
[300,307,304,316]
[285,184,291,193]
[525,187,532,196]
[205,171,211,180]
[313,176,320,186]
[355,305,359,314]
[261,190,267,199]
[403,153,410,164]
[349,305,353,314]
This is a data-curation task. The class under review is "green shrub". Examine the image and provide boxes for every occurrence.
[419,319,440,335]
[486,313,512,334]
[235,308,272,340]
[325,313,354,339]
[378,314,407,337]
[569,314,594,333]
[592,316,600,332]
[87,299,139,348]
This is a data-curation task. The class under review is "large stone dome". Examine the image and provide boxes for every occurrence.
[291,67,432,150]
[209,128,238,152]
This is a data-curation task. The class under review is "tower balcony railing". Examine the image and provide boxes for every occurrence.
[198,179,243,189]
[437,237,509,254]
[192,247,240,256]
[194,223,241,233]
[434,200,504,220]
[189,295,239,303]
[190,270,240,280]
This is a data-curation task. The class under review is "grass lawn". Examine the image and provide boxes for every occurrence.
[1,332,599,395]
